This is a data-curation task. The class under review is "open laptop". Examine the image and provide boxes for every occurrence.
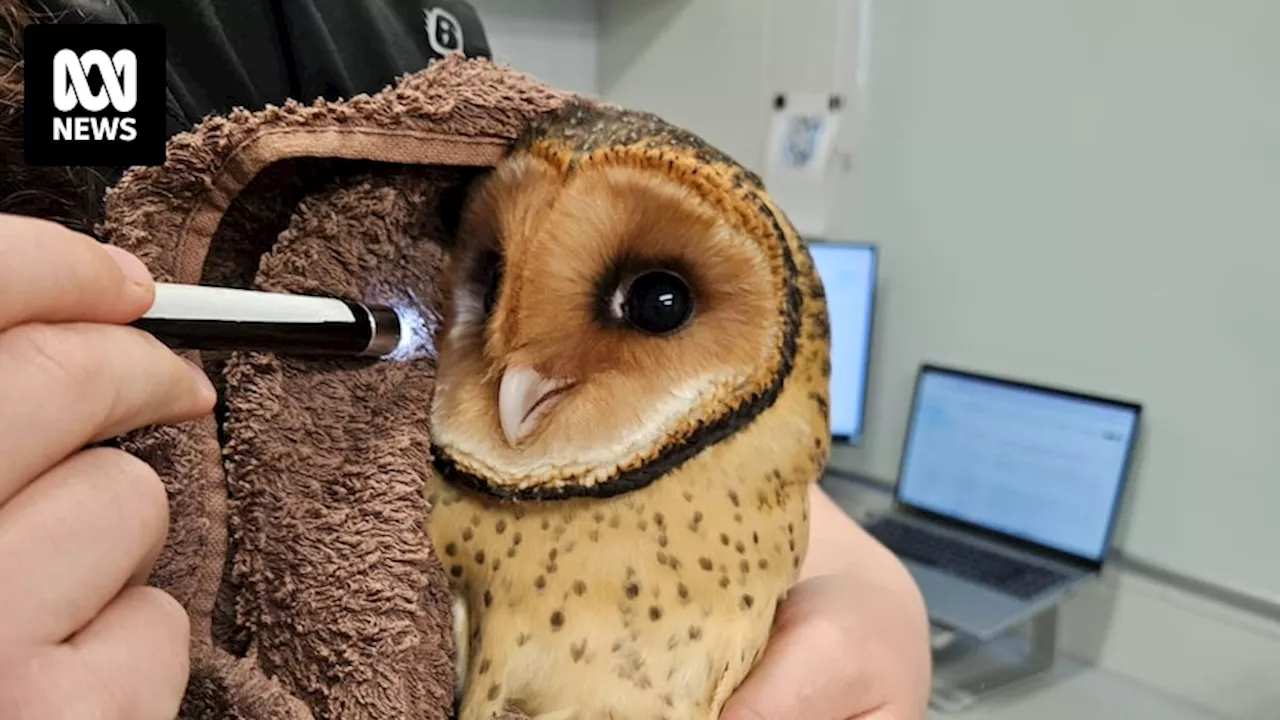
[863,363,1142,640]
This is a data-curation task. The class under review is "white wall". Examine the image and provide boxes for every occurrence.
[601,0,1280,608]
[598,0,771,166]
[471,0,600,95]
[845,0,1280,607]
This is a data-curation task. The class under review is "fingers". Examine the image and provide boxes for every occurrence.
[0,216,193,718]
[0,214,155,330]
[0,322,215,503]
[0,586,191,720]
[722,572,933,720]
[0,447,171,646]
[69,585,191,719]
[720,614,868,720]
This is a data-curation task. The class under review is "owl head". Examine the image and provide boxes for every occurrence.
[430,102,826,501]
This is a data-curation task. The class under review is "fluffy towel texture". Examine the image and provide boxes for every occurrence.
[97,55,572,719]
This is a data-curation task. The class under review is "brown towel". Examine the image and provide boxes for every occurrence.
[98,54,572,720]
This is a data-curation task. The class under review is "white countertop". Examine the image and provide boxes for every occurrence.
[927,657,1223,720]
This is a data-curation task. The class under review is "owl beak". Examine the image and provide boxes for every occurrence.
[498,365,574,446]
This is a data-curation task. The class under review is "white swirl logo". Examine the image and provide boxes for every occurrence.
[52,48,137,113]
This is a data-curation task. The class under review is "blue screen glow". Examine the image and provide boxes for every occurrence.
[897,368,1139,561]
[806,242,877,441]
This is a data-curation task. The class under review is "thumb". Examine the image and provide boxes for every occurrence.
[719,630,859,720]
[722,699,902,720]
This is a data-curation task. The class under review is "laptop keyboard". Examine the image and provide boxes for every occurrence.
[865,517,1067,600]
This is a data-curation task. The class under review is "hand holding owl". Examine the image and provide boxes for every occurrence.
[720,488,933,720]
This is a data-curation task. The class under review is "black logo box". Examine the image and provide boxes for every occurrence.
[23,24,166,167]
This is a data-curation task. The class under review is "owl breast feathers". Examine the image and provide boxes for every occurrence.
[424,100,832,720]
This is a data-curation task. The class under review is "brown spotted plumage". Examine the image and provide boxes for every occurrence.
[425,100,831,720]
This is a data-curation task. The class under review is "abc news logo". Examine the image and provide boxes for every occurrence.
[53,49,139,142]
[23,24,164,167]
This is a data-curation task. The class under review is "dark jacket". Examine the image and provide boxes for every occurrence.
[2,0,489,235]
[45,0,491,137]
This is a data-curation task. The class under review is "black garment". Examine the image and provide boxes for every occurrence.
[42,0,491,137]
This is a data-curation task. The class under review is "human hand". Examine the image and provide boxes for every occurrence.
[720,572,932,720]
[0,215,216,718]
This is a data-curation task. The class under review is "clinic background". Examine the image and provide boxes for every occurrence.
[468,1,1279,717]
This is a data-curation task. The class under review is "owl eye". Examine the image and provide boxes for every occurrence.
[621,270,694,335]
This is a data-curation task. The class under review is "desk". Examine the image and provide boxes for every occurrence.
[927,656,1223,719]
[819,474,1225,720]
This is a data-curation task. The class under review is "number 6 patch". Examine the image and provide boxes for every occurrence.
[424,6,465,56]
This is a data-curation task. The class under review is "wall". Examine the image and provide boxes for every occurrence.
[601,0,1280,608]
[836,0,1280,609]
[471,0,599,95]
[598,0,771,165]
[599,1,1280,715]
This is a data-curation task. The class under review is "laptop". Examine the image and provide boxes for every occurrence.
[863,363,1142,640]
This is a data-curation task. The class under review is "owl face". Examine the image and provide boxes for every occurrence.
[430,112,807,500]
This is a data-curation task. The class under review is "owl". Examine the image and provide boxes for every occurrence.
[424,101,832,720]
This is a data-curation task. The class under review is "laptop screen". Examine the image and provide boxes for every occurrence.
[896,366,1140,562]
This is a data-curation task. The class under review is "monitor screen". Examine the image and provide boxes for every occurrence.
[806,242,877,442]
[896,366,1140,562]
